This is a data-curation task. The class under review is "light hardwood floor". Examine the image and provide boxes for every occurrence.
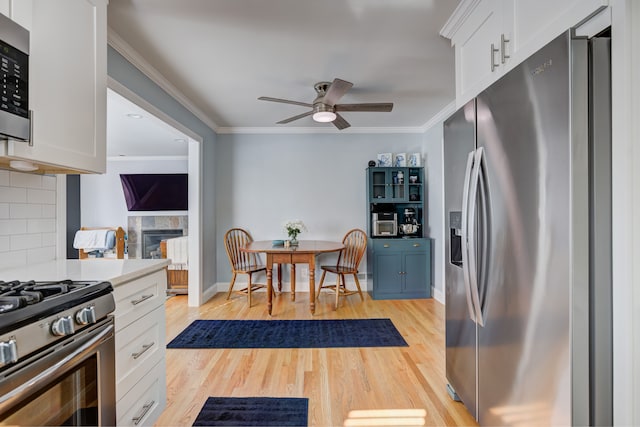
[156,291,478,427]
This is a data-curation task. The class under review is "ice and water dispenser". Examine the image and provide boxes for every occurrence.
[449,211,462,267]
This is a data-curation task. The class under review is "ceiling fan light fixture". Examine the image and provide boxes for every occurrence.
[313,111,336,122]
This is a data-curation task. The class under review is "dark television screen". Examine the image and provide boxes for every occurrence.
[120,174,188,211]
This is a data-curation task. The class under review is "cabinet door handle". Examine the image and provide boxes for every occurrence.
[413,243,420,247]
[501,34,510,64]
[132,342,155,360]
[491,43,499,72]
[131,294,153,305]
[132,401,155,425]
[28,110,34,146]
[383,244,390,248]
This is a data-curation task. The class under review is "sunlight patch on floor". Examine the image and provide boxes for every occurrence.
[344,408,427,426]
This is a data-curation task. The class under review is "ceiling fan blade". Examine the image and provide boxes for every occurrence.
[332,113,350,130]
[258,96,313,108]
[322,78,353,106]
[276,110,313,124]
[335,103,394,112]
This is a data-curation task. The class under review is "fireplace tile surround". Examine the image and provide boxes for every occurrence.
[127,215,188,259]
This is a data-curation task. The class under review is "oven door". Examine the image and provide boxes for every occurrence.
[0,317,115,426]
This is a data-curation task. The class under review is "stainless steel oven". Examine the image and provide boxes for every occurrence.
[0,280,116,426]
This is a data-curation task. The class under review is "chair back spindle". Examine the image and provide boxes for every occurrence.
[338,229,367,271]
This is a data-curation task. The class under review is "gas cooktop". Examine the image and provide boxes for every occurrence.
[0,280,113,335]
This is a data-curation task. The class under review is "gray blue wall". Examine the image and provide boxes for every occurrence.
[215,131,446,297]
[107,46,217,294]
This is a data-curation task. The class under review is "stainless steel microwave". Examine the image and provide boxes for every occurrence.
[0,13,29,141]
[372,212,397,237]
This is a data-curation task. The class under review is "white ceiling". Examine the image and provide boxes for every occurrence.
[107,89,190,157]
[106,0,460,149]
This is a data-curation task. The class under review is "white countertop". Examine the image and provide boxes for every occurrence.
[0,259,170,286]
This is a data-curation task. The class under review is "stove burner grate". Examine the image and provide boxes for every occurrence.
[0,280,104,314]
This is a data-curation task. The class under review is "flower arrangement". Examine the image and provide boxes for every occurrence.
[283,220,307,243]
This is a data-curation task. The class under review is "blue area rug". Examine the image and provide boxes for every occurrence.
[167,319,408,349]
[192,397,308,426]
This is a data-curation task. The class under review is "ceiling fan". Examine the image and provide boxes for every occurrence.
[258,78,393,130]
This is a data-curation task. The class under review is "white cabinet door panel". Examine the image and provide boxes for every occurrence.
[512,0,608,64]
[456,0,505,104]
[7,0,106,173]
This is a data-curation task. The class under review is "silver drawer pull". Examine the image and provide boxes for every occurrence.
[131,294,153,305]
[413,243,420,247]
[132,342,155,360]
[132,400,155,425]
[383,244,390,248]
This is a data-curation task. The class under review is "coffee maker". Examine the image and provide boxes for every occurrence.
[399,208,420,236]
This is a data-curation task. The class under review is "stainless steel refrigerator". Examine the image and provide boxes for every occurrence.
[443,30,612,426]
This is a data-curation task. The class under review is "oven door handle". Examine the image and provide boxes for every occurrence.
[0,324,114,407]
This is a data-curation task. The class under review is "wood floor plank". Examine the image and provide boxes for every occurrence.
[156,292,478,426]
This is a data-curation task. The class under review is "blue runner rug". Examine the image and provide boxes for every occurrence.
[167,319,408,349]
[192,397,308,426]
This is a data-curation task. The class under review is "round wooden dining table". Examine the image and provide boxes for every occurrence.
[242,240,344,315]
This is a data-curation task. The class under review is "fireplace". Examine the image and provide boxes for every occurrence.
[141,229,184,259]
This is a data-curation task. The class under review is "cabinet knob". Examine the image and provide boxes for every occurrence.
[501,34,510,64]
[413,243,420,247]
[383,244,390,248]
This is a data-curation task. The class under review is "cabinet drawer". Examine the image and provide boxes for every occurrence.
[116,305,165,402]
[117,358,166,427]
[373,239,427,252]
[113,270,166,332]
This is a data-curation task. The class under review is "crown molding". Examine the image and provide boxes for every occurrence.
[216,126,427,135]
[420,101,457,131]
[107,28,219,132]
[439,0,482,40]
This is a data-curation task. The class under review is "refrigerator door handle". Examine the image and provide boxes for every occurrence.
[461,150,477,322]
[467,147,485,327]
[477,153,490,325]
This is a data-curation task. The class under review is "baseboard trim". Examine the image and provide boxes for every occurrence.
[433,287,445,304]
[202,283,218,303]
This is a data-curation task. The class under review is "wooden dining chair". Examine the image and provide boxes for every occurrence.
[316,228,367,309]
[224,228,267,307]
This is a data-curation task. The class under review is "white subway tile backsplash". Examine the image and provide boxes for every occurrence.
[41,232,56,246]
[11,233,42,250]
[0,250,27,270]
[10,172,42,189]
[41,204,55,219]
[0,171,58,269]
[27,219,55,234]
[27,189,56,205]
[0,186,27,203]
[0,236,10,252]
[42,175,56,190]
[0,219,27,235]
[0,171,9,186]
[10,203,42,219]
[27,246,56,264]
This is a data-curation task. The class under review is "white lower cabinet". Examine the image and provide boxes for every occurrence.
[116,359,166,427]
[113,269,167,426]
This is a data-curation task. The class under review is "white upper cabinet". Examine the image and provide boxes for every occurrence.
[441,0,609,106]
[442,0,513,106]
[0,0,107,174]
